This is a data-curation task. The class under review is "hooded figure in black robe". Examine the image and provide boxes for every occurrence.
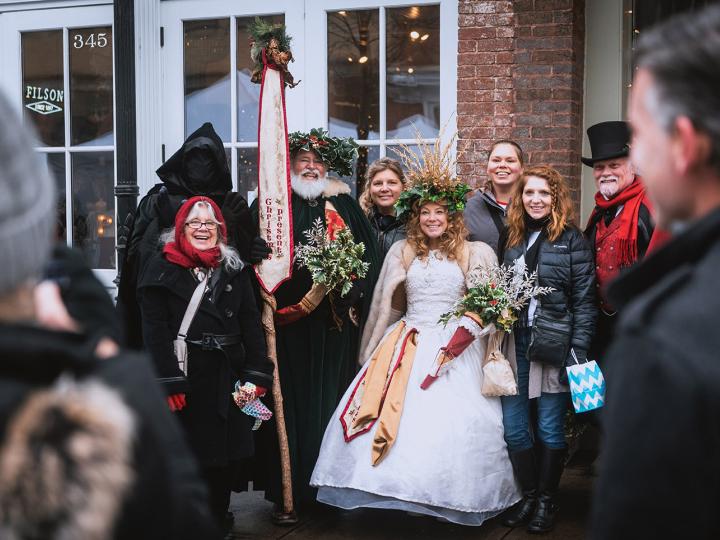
[117,123,256,349]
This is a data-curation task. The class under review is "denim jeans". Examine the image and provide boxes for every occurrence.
[501,327,568,452]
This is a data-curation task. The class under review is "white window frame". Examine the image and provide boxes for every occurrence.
[159,0,304,196]
[305,0,458,160]
[0,4,117,287]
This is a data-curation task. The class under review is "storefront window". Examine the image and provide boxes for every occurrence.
[22,25,116,270]
[22,31,64,147]
[328,10,380,141]
[624,0,716,108]
[183,14,284,202]
[71,26,114,146]
[72,152,115,269]
[328,5,440,194]
[184,19,231,140]
[386,6,440,139]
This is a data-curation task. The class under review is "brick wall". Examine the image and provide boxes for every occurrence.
[457,0,586,210]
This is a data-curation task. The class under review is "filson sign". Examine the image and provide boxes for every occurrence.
[25,85,63,115]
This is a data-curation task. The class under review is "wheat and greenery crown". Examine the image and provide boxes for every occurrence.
[393,132,470,219]
[288,128,359,178]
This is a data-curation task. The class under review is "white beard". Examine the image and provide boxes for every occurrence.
[599,177,620,200]
[291,172,329,200]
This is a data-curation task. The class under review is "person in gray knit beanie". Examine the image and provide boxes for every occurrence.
[0,91,55,297]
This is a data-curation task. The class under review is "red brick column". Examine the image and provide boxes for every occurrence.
[457,0,585,210]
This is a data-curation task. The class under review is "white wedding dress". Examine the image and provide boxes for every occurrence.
[311,252,520,526]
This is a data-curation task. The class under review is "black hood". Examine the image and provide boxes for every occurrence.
[156,122,232,196]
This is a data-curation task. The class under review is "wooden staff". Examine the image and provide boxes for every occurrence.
[259,289,295,517]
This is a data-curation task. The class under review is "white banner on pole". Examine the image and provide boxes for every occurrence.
[255,64,293,294]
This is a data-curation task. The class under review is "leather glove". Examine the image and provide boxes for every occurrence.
[249,236,272,264]
[156,186,176,229]
[560,348,587,385]
[167,393,187,412]
[221,192,254,258]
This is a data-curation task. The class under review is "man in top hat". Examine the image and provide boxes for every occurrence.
[582,121,663,363]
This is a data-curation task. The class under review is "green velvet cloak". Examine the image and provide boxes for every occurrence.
[251,190,380,504]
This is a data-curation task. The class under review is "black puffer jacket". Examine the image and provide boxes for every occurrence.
[502,226,596,359]
[368,207,406,262]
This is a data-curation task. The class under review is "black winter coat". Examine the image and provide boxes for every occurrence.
[137,254,273,467]
[590,207,720,540]
[368,206,406,262]
[502,226,596,359]
[0,324,219,539]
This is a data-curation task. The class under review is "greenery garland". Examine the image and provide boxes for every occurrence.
[289,128,359,177]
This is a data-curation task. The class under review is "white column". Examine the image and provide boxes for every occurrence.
[134,0,162,197]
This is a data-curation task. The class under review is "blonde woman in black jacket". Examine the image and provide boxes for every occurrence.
[358,158,407,262]
[498,165,596,534]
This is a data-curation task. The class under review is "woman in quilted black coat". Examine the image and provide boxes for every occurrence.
[498,165,596,534]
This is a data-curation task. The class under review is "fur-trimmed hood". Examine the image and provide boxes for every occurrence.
[0,378,136,540]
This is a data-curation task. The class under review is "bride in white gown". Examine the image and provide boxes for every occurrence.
[310,197,520,526]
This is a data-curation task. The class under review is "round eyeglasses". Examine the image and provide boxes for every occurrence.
[185,220,218,230]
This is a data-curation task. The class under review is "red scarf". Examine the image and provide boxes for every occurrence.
[163,196,226,269]
[588,178,648,267]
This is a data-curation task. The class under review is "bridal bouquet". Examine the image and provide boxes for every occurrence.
[422,260,552,395]
[439,259,554,332]
[294,217,369,298]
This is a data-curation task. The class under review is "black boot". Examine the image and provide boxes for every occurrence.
[502,447,538,528]
[527,446,566,534]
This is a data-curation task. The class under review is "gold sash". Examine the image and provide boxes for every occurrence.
[340,321,418,465]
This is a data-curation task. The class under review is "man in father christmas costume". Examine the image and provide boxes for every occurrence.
[251,128,380,520]
[583,120,666,363]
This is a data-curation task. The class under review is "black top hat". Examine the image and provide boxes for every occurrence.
[581,121,631,166]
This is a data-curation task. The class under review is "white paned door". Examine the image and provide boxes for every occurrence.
[0,5,117,287]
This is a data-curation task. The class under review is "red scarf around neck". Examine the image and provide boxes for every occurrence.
[588,178,648,267]
[163,195,226,269]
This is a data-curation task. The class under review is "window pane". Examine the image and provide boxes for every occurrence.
[22,31,64,146]
[46,153,67,241]
[70,26,114,146]
[237,147,258,204]
[335,145,380,197]
[185,19,231,140]
[236,14,284,143]
[386,5,440,139]
[386,144,422,170]
[328,10,379,141]
[72,152,115,269]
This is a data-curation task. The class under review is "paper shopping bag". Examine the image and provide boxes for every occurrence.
[566,357,605,414]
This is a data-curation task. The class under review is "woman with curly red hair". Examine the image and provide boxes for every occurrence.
[498,166,596,534]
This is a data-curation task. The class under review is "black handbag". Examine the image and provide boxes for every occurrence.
[528,306,573,367]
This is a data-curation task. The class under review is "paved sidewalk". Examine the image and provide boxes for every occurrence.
[227,461,593,539]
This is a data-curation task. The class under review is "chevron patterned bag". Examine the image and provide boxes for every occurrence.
[566,349,606,413]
